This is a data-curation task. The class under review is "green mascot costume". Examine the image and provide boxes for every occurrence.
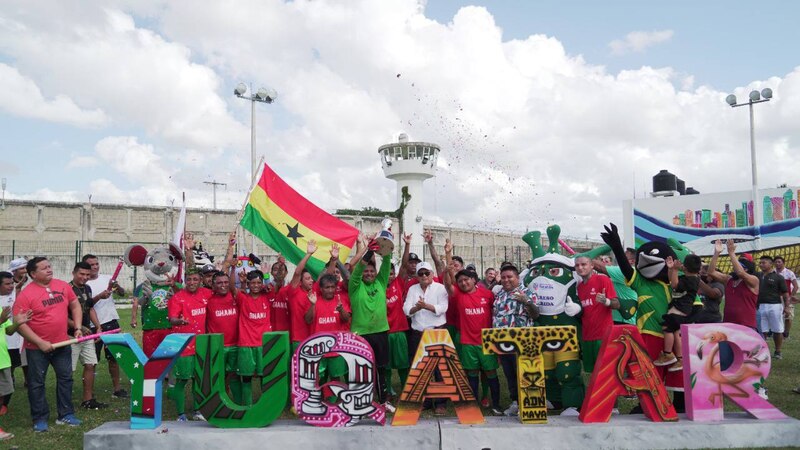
[522,225,585,414]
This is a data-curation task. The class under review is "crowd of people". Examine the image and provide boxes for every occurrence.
[0,231,797,440]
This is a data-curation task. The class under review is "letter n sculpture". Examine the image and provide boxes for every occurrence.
[579,325,677,423]
[393,329,483,425]
[482,326,579,423]
[292,332,386,427]
[682,323,788,421]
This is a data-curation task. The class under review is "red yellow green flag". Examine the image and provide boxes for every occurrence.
[240,163,359,277]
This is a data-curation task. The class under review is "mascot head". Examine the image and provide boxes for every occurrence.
[124,243,183,284]
[634,241,675,282]
[522,225,575,286]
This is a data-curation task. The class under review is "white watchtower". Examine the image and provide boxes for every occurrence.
[379,133,440,257]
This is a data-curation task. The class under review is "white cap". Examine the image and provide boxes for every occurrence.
[8,258,27,272]
[416,261,433,275]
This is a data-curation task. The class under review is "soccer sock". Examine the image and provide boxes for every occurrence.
[384,368,394,396]
[481,372,489,399]
[468,375,480,400]
[398,369,409,389]
[376,367,388,403]
[487,375,501,409]
[172,380,187,415]
[240,377,253,406]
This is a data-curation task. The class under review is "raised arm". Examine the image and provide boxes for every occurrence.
[219,231,238,273]
[707,240,731,284]
[400,233,412,277]
[726,240,759,292]
[183,232,196,270]
[666,256,679,289]
[325,244,340,275]
[348,235,368,294]
[290,240,317,288]
[600,223,633,281]
[305,291,317,325]
[425,230,444,277]
[442,238,456,296]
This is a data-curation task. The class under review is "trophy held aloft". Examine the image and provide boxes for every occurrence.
[375,218,395,256]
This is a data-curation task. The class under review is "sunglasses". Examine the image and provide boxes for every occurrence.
[417,270,432,277]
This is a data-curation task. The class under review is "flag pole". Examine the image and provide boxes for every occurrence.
[236,156,266,225]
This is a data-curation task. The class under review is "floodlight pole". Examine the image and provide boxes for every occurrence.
[728,91,771,249]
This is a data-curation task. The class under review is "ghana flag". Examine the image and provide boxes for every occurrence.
[240,163,359,277]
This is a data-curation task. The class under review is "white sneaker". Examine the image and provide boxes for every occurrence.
[192,411,206,421]
[611,408,620,415]
[503,401,519,416]
[546,399,555,410]
[383,402,396,413]
[560,406,579,416]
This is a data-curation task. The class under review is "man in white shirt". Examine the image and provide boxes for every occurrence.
[82,254,128,398]
[3,259,30,394]
[0,270,26,414]
[775,256,799,339]
[403,261,449,414]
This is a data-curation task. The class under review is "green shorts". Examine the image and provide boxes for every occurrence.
[172,355,194,380]
[388,332,410,370]
[446,325,462,356]
[223,346,238,373]
[461,344,498,371]
[581,339,602,374]
[236,346,262,376]
[318,356,348,380]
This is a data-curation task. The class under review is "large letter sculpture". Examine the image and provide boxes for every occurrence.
[292,332,386,427]
[682,323,788,421]
[482,326,578,423]
[393,329,483,426]
[101,333,192,429]
[579,325,677,423]
[194,332,290,428]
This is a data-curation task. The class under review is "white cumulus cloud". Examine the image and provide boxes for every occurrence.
[609,29,674,55]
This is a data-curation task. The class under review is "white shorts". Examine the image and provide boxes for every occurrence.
[72,340,98,371]
[758,303,785,334]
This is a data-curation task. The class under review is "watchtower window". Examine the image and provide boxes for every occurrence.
[393,146,403,160]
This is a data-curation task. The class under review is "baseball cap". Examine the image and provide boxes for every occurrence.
[416,261,433,275]
[740,253,754,262]
[200,264,217,274]
[8,258,27,272]
[408,253,421,263]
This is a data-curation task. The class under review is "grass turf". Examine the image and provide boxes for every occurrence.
[1,308,798,449]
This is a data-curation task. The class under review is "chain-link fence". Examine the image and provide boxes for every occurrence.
[0,240,162,292]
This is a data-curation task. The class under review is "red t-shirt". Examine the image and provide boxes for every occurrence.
[386,277,409,332]
[269,285,291,332]
[287,285,311,343]
[577,274,617,341]
[14,279,78,350]
[237,292,272,347]
[724,279,759,328]
[311,293,352,334]
[168,288,209,356]
[454,286,494,345]
[206,292,239,347]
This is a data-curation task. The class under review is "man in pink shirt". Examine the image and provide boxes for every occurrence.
[13,257,84,432]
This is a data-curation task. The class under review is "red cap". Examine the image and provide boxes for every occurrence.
[740,253,754,262]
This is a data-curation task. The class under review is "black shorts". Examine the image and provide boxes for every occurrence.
[361,332,389,368]
[94,320,121,361]
[8,349,21,368]
[662,313,690,332]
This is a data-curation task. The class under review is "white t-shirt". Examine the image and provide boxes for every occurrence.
[778,268,798,295]
[87,275,120,324]
[0,291,23,350]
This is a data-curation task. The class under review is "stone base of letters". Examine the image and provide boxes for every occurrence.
[85,413,800,450]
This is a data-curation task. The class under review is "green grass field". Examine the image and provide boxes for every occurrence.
[1,308,798,449]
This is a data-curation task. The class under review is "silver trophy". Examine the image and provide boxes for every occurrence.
[375,217,395,256]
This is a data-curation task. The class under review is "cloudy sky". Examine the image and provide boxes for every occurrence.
[1,0,798,238]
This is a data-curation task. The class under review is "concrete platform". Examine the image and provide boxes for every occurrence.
[85,414,800,450]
